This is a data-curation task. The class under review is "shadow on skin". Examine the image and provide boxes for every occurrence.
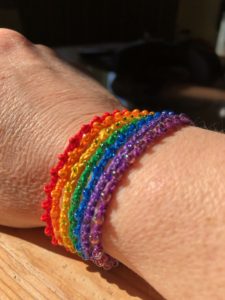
[0,125,184,300]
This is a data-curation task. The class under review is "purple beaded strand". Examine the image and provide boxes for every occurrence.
[80,112,167,264]
[82,113,193,269]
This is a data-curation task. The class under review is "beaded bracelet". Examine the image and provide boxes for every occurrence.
[41,109,193,270]
[41,109,128,245]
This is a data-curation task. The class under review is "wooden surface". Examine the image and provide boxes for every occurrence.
[0,226,164,300]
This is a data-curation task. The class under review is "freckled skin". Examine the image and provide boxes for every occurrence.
[1,28,225,300]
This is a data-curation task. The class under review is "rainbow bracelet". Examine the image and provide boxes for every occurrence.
[41,109,193,270]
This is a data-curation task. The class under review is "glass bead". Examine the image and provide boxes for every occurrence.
[114,112,122,119]
[58,167,69,179]
[92,121,101,128]
[50,210,60,219]
[141,110,149,115]
[132,109,140,115]
[92,223,101,233]
[104,192,112,204]
[73,226,81,236]
[83,215,92,224]
[153,112,161,119]
[89,232,100,245]
[51,189,61,198]
[94,214,104,225]
[103,264,113,270]
[92,246,103,259]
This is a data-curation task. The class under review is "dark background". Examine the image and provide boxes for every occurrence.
[0,0,225,130]
[18,0,179,45]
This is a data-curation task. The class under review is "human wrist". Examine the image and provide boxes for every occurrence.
[102,126,225,299]
[0,88,123,228]
[41,109,192,271]
[0,27,126,228]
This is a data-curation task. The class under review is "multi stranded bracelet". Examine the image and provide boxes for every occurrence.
[41,109,193,270]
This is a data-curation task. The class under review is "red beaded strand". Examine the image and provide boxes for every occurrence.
[41,109,127,245]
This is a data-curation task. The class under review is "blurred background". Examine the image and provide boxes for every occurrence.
[1,0,225,130]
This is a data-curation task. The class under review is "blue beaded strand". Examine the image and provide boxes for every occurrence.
[73,112,167,257]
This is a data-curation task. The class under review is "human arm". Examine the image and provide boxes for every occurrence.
[1,29,225,300]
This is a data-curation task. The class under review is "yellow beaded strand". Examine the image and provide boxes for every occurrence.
[50,113,120,246]
[58,109,148,253]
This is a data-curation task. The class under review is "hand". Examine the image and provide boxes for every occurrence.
[0,28,123,227]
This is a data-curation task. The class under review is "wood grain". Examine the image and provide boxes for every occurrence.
[0,226,164,300]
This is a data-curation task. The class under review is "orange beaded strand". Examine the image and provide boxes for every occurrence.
[41,109,126,245]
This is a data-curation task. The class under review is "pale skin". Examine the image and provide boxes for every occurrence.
[0,29,225,300]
